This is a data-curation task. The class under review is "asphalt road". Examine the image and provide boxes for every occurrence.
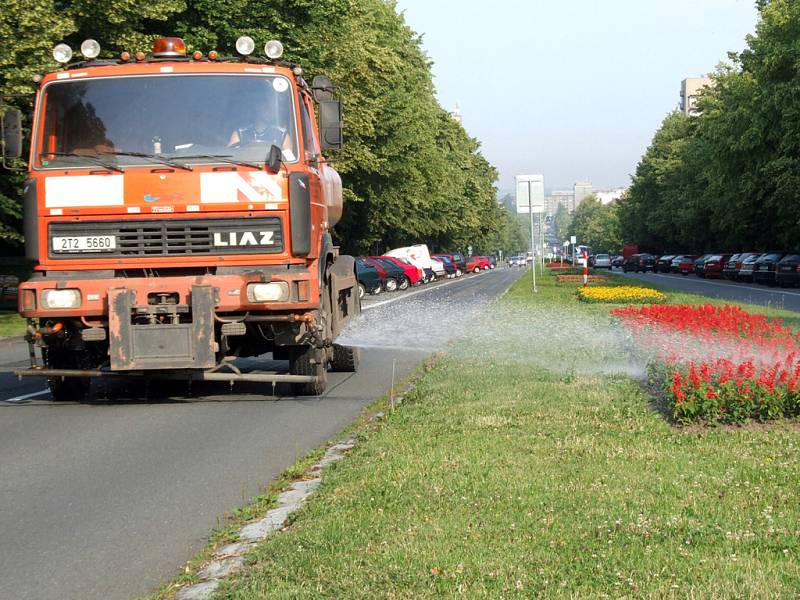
[619,269,800,312]
[0,267,522,600]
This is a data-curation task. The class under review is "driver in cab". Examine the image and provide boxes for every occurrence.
[228,81,297,162]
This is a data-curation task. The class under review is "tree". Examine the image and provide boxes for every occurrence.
[569,195,621,253]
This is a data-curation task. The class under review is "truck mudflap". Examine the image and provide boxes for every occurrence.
[108,284,217,370]
[328,255,359,339]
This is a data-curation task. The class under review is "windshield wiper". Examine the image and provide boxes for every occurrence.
[100,151,194,171]
[41,152,125,173]
[173,154,262,169]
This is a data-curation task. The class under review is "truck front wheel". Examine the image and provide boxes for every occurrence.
[289,345,328,396]
[44,348,91,402]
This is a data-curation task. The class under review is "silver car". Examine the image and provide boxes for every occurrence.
[594,253,612,269]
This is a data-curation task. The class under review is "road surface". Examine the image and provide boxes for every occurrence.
[619,270,800,312]
[0,267,522,600]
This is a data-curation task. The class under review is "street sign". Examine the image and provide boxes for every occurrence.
[570,235,577,244]
[515,174,545,214]
[562,241,569,247]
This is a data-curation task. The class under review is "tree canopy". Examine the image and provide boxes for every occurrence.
[0,0,511,256]
[568,195,622,254]
[618,0,800,253]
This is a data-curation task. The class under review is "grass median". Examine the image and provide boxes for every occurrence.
[0,311,26,338]
[208,269,799,598]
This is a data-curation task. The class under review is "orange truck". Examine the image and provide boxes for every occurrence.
[0,36,360,399]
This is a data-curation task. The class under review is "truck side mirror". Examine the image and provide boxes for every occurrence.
[311,75,335,103]
[266,144,282,174]
[1,109,22,160]
[318,100,343,150]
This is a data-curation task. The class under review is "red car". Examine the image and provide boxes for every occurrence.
[702,254,732,279]
[465,256,489,273]
[373,256,422,285]
[474,256,492,271]
[675,255,699,275]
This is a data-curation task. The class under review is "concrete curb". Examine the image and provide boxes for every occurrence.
[174,437,356,600]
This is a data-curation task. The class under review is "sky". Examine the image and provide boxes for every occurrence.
[394,0,760,193]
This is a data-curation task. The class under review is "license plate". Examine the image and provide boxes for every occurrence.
[52,235,116,253]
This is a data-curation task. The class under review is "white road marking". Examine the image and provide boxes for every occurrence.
[362,270,491,312]
[4,388,50,403]
[637,272,800,298]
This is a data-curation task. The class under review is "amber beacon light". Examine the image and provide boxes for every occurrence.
[152,37,187,58]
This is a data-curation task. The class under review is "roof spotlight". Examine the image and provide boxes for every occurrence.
[53,43,73,64]
[80,39,101,59]
[235,36,255,56]
[264,40,284,60]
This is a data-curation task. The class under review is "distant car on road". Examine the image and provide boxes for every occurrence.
[654,255,675,273]
[702,254,732,279]
[593,253,612,269]
[692,254,714,277]
[776,254,800,287]
[752,252,786,286]
[623,253,655,272]
[725,252,759,281]
[356,258,383,298]
[737,253,764,282]
[670,255,697,274]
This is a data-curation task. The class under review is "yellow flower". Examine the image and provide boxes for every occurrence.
[577,286,665,304]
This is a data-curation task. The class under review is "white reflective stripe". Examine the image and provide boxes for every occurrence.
[200,172,282,203]
[45,175,124,208]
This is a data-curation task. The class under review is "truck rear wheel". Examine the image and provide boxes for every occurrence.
[45,348,91,402]
[289,345,327,396]
[330,343,360,373]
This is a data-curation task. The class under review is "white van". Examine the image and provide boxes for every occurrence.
[386,245,438,281]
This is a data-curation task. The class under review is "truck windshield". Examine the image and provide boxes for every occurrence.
[35,74,298,169]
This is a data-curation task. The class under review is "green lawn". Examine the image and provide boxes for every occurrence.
[180,269,800,598]
[0,312,26,338]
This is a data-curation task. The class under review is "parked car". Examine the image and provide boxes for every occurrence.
[623,253,655,272]
[435,255,459,277]
[725,252,759,281]
[475,256,492,270]
[363,257,404,291]
[488,256,497,269]
[722,253,742,280]
[654,255,675,273]
[611,255,624,268]
[692,254,714,277]
[776,253,800,287]
[355,258,382,298]
[737,253,764,282]
[702,254,732,279]
[593,253,612,269]
[429,257,447,279]
[377,256,423,286]
[670,255,697,274]
[752,252,786,286]
[433,254,466,276]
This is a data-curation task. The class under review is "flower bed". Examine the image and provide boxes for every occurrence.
[613,304,800,424]
[556,274,609,283]
[577,286,665,304]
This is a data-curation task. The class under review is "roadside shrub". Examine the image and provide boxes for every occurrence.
[577,286,665,304]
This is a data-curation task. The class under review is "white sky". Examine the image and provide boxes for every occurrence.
[394,0,759,193]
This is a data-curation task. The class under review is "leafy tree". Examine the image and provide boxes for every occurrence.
[569,195,621,254]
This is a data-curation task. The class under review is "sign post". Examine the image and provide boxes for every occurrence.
[516,174,545,293]
[570,235,577,265]
[561,241,569,267]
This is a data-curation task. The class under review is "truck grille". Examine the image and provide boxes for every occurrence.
[49,217,284,258]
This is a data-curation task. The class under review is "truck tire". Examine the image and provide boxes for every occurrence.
[330,343,360,372]
[289,345,327,396]
[45,348,91,402]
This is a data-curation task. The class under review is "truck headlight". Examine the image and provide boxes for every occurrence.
[247,282,289,303]
[41,289,82,309]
